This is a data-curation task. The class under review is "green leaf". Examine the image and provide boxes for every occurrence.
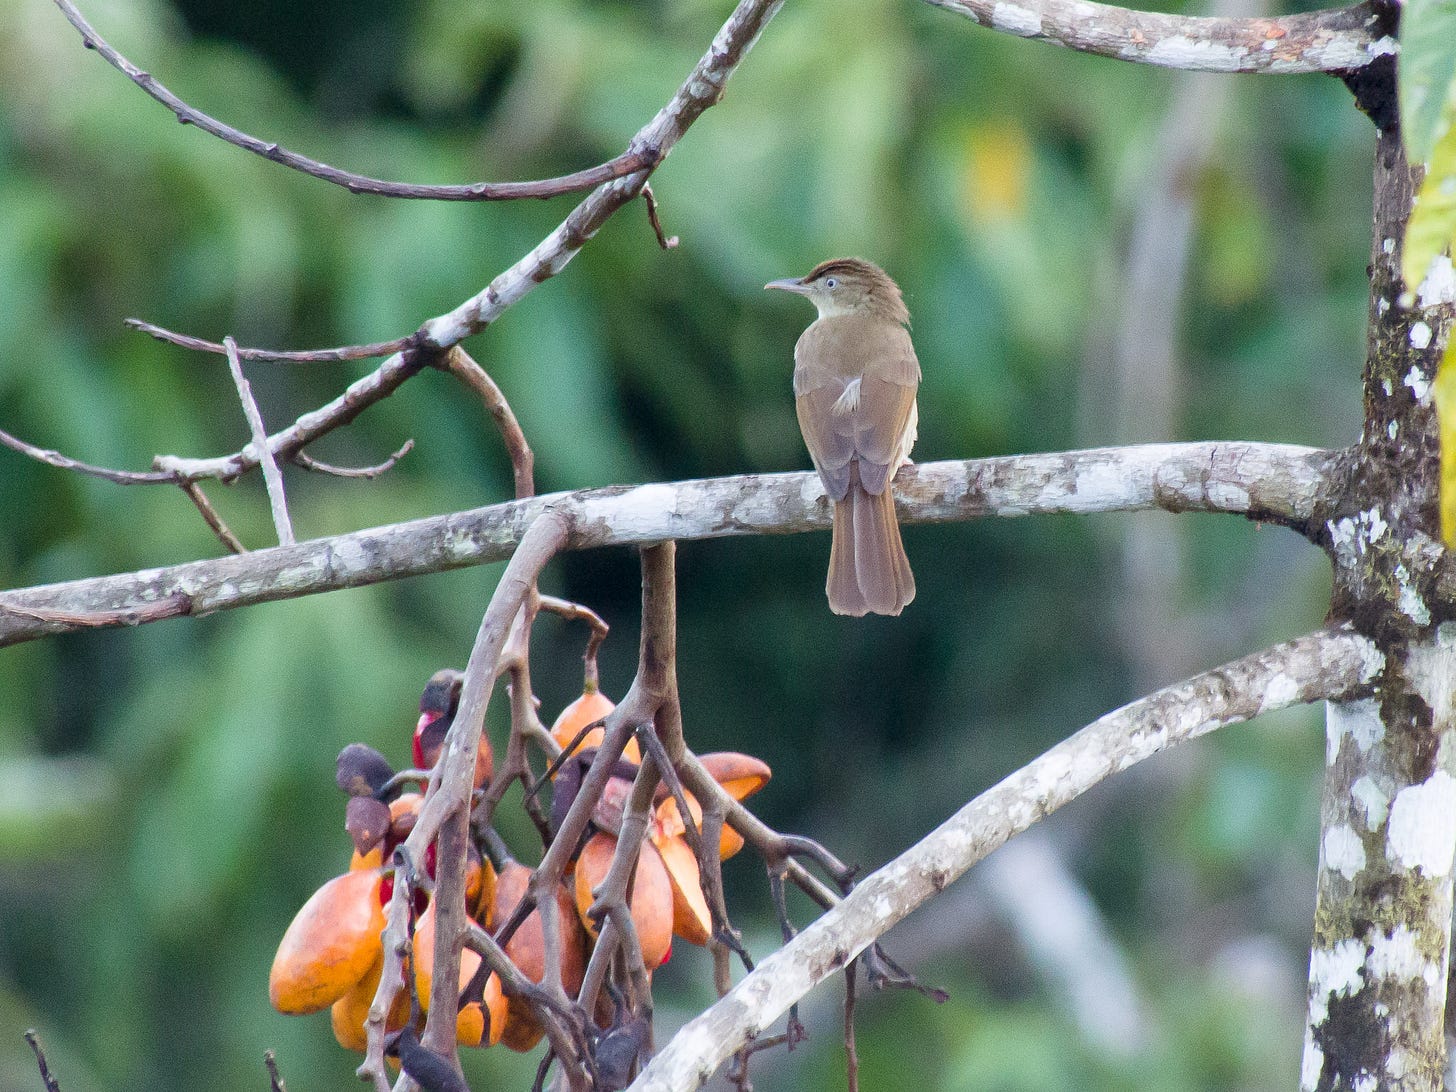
[1399,0,1456,165]
[1403,111,1456,292]
[1435,338,1456,546]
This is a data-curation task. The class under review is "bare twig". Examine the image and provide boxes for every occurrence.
[177,479,247,553]
[264,1049,287,1092]
[52,0,652,202]
[24,1030,61,1092]
[224,337,294,546]
[291,441,414,480]
[0,442,1338,647]
[844,960,860,1092]
[539,594,611,690]
[924,0,1392,73]
[126,319,415,363]
[1,595,192,629]
[440,348,534,499]
[0,424,172,484]
[642,185,679,250]
[150,349,431,484]
[628,627,1384,1090]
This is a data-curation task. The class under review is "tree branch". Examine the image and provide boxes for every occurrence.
[627,626,1384,1091]
[923,0,1394,74]
[0,442,1332,646]
[51,0,653,202]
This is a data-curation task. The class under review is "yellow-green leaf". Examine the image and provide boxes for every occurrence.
[1400,0,1456,165]
[1436,339,1456,546]
[1404,103,1456,294]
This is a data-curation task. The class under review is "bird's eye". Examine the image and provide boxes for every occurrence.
[824,277,838,289]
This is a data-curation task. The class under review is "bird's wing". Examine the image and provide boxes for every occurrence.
[795,318,919,498]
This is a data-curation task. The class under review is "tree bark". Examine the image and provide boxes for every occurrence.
[1301,110,1456,1091]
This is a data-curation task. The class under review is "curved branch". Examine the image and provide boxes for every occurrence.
[0,442,1332,647]
[52,0,652,202]
[924,0,1394,74]
[627,626,1384,1091]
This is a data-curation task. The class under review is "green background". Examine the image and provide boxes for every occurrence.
[0,0,1373,1088]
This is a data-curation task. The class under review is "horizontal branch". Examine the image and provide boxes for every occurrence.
[0,442,1330,646]
[628,626,1383,1091]
[924,0,1395,74]
[52,0,653,201]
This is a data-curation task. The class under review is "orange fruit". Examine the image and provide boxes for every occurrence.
[652,830,712,946]
[573,833,674,968]
[270,869,385,1015]
[491,861,586,1052]
[328,949,408,1053]
[550,690,640,764]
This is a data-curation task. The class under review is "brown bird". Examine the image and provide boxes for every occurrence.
[766,258,920,616]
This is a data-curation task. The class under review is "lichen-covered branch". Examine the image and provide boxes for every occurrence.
[923,0,1393,73]
[629,627,1382,1091]
[0,441,1331,647]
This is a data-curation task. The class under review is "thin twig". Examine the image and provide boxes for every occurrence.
[224,337,294,545]
[126,319,414,362]
[264,1049,288,1092]
[178,479,247,553]
[1,595,192,628]
[844,960,859,1092]
[51,0,653,202]
[0,424,172,484]
[642,185,679,250]
[539,595,610,691]
[291,441,414,480]
[24,1030,61,1092]
[441,347,534,499]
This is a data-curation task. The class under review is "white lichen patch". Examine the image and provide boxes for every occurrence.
[1352,776,1389,829]
[1382,238,1396,255]
[1388,420,1399,440]
[1416,255,1456,308]
[1382,377,1394,396]
[990,2,1042,35]
[1327,698,1385,766]
[1352,1073,1378,1092]
[1307,938,1366,1024]
[1262,672,1300,712]
[1410,321,1433,350]
[1143,35,1244,70]
[1387,770,1456,876]
[1397,581,1431,626]
[1366,924,1439,989]
[1405,365,1432,402]
[1322,824,1366,880]
[1300,1035,1323,1091]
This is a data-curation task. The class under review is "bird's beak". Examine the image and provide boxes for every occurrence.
[764,277,812,295]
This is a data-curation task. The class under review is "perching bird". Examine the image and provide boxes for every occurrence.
[766,258,920,616]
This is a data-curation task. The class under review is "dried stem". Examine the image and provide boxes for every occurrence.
[51,0,652,202]
[224,337,294,545]
[538,595,610,692]
[23,1030,61,1092]
[441,347,534,499]
[291,441,414,480]
[641,185,679,250]
[127,319,414,363]
[0,424,172,484]
[264,1049,287,1092]
[177,479,247,553]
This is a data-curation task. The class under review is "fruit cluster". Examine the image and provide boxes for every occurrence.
[268,670,770,1058]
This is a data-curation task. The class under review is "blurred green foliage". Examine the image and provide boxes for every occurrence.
[0,0,1374,1087]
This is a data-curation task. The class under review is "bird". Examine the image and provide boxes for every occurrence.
[765,258,920,616]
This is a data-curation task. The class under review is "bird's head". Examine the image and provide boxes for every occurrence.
[765,257,908,325]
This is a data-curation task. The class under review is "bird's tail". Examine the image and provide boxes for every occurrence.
[827,480,915,617]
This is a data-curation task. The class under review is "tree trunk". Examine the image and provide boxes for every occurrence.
[1302,105,1456,1090]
